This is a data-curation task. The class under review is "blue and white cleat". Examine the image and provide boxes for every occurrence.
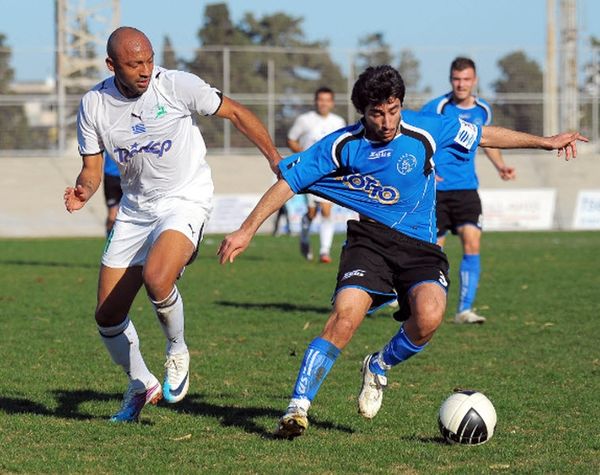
[163,350,190,404]
[110,377,162,422]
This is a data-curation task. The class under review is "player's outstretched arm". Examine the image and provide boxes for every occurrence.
[218,179,295,264]
[216,96,282,174]
[480,126,588,160]
[64,153,103,213]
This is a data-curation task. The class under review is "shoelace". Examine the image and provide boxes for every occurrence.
[164,354,185,379]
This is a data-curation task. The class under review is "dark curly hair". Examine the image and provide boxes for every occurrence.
[351,65,406,114]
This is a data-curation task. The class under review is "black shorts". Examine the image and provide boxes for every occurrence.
[436,190,482,237]
[103,174,123,208]
[334,220,450,318]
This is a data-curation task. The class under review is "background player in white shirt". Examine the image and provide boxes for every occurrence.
[64,27,281,422]
[287,87,346,263]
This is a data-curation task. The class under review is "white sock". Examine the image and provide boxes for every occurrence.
[319,216,335,256]
[98,317,154,392]
[289,397,311,413]
[151,286,187,355]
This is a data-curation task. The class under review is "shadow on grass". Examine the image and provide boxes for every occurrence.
[0,390,121,422]
[0,391,353,437]
[216,300,331,314]
[0,259,97,269]
[164,393,354,439]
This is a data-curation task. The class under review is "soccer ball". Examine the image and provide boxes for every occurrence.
[438,390,497,445]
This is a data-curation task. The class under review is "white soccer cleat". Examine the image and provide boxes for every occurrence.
[455,309,486,324]
[162,350,190,404]
[274,406,309,439]
[358,354,387,419]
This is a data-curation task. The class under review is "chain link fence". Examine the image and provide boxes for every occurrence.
[1,46,599,154]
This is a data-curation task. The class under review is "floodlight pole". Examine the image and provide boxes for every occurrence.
[544,0,559,136]
[559,0,579,131]
[55,0,120,155]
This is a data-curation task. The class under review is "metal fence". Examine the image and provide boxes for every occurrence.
[1,45,599,154]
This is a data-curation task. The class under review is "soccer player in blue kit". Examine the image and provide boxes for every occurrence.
[421,57,516,323]
[218,65,585,438]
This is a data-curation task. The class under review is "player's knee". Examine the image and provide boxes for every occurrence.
[95,306,127,327]
[410,300,445,339]
[142,267,173,301]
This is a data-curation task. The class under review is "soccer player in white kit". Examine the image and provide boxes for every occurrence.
[287,87,345,263]
[64,27,281,422]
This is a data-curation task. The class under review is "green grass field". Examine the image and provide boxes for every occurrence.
[1,231,599,474]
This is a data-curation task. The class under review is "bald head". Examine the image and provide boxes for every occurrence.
[107,27,152,61]
[105,27,155,98]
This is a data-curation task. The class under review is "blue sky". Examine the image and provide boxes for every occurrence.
[3,0,600,95]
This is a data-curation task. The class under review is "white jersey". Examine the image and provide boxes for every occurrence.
[288,110,346,151]
[77,66,222,219]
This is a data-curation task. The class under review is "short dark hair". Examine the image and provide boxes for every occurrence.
[351,65,405,114]
[314,86,334,100]
[450,57,476,74]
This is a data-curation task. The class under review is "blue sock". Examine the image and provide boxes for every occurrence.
[291,337,341,403]
[458,254,481,313]
[369,325,426,375]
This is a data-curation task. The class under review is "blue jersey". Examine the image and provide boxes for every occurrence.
[280,110,482,244]
[103,151,120,177]
[420,93,492,191]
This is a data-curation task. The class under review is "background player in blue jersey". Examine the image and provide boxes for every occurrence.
[103,151,122,235]
[421,57,516,324]
[218,65,585,439]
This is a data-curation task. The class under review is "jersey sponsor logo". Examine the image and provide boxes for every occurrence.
[396,153,417,175]
[336,174,400,205]
[341,269,366,280]
[454,119,478,149]
[368,148,392,160]
[131,123,146,134]
[113,139,173,164]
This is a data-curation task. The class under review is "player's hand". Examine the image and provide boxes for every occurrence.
[64,185,90,213]
[435,174,444,183]
[498,166,516,180]
[544,132,588,160]
[217,228,253,264]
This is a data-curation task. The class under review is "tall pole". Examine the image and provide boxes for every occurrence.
[544,0,559,136]
[56,0,66,153]
[222,47,230,153]
[267,59,275,143]
[560,0,579,131]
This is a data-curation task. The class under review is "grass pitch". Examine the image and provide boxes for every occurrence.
[0,231,599,473]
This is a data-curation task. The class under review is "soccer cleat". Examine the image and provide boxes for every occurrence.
[319,253,332,264]
[274,406,309,439]
[110,377,162,422]
[455,309,486,324]
[300,241,313,261]
[358,354,387,419]
[163,350,190,404]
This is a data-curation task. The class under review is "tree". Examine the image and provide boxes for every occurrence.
[493,51,543,135]
[161,35,179,70]
[398,49,421,93]
[186,3,346,148]
[0,34,31,149]
[355,33,393,73]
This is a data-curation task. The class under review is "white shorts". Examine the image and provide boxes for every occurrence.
[305,194,332,208]
[102,201,211,268]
